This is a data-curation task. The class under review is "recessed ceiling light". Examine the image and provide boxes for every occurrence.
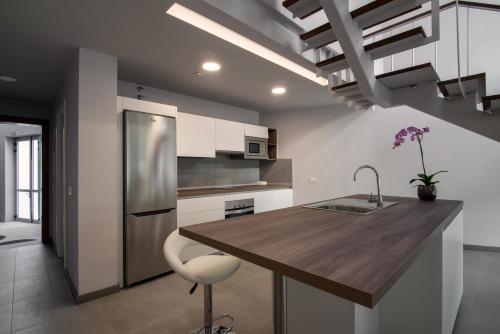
[272,87,286,95]
[0,76,17,83]
[166,3,328,86]
[202,62,221,72]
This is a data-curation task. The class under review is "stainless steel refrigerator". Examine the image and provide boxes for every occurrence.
[123,110,177,286]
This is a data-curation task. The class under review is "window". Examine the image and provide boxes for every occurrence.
[16,136,41,223]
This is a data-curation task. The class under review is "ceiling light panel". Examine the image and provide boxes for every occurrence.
[272,87,286,95]
[167,3,328,86]
[202,62,221,72]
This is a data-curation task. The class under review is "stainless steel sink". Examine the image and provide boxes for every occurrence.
[303,197,398,215]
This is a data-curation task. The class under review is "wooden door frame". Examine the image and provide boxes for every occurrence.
[0,115,50,243]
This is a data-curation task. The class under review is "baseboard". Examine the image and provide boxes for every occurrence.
[464,244,500,253]
[76,285,120,304]
[64,269,120,304]
[64,269,78,302]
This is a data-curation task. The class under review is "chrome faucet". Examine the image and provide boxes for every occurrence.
[353,165,384,208]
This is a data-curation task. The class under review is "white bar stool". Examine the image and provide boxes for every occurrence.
[164,229,241,334]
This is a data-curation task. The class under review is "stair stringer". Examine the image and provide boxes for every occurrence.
[391,82,500,143]
[318,0,392,108]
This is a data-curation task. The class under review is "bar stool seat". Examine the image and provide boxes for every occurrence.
[164,229,241,334]
[184,255,241,285]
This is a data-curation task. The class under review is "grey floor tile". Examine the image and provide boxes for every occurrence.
[4,243,500,334]
[0,257,15,272]
[453,250,500,334]
[14,262,48,282]
[0,303,12,334]
[0,267,15,286]
[0,248,16,260]
[0,281,14,306]
[13,276,52,302]
[12,294,56,333]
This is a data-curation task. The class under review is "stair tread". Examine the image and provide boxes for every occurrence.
[437,73,486,86]
[482,94,500,111]
[331,63,440,92]
[365,27,426,51]
[351,0,395,18]
[331,81,358,91]
[377,63,440,89]
[316,54,346,68]
[482,94,500,101]
[301,2,421,48]
[437,73,486,97]
[317,27,426,70]
[365,1,500,40]
[282,0,322,19]
[353,0,425,29]
[301,23,331,40]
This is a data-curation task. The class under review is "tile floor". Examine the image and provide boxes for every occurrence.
[453,250,500,334]
[0,244,272,334]
[0,223,41,250]
[0,244,498,334]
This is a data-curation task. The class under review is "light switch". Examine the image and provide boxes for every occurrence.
[309,177,317,184]
[68,186,73,196]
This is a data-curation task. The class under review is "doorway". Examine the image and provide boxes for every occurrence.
[0,115,50,247]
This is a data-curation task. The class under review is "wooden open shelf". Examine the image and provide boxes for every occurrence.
[268,128,277,160]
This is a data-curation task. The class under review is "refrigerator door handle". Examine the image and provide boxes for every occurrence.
[131,208,175,217]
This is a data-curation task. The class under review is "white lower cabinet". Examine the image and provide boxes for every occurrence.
[177,189,293,260]
[273,189,293,210]
[254,191,275,213]
[442,210,464,334]
[177,195,224,261]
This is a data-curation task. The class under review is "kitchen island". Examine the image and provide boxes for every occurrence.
[180,195,464,334]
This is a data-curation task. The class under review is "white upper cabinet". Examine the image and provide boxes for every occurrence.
[244,124,269,139]
[215,119,245,152]
[176,112,216,158]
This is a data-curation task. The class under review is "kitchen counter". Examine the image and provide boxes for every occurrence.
[177,184,292,199]
[180,194,463,308]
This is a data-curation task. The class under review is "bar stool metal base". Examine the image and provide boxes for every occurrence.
[189,325,235,334]
[190,284,235,334]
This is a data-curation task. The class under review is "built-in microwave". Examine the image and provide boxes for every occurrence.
[244,137,268,159]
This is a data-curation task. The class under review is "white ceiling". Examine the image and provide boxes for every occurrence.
[0,0,341,112]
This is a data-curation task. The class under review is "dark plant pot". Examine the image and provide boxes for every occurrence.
[418,185,437,201]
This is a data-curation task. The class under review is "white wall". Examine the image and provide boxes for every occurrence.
[55,48,119,297]
[56,49,79,289]
[77,49,118,295]
[118,81,260,125]
[262,104,500,247]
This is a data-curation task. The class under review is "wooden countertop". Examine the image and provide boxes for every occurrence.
[177,184,292,199]
[180,194,463,308]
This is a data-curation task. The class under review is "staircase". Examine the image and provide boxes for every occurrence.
[283,0,500,143]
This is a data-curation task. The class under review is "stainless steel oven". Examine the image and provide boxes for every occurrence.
[244,137,268,159]
[225,198,254,219]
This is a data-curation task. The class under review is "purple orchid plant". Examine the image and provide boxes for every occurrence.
[393,126,447,187]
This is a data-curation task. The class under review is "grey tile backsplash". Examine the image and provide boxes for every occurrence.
[178,154,260,188]
[260,159,293,185]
